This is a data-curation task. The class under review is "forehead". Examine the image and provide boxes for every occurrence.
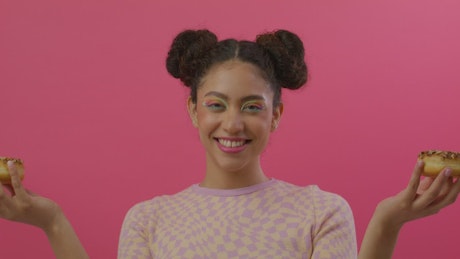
[198,60,273,100]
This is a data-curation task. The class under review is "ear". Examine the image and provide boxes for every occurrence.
[187,96,198,128]
[271,102,284,132]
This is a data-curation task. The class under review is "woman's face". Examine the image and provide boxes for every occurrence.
[187,60,283,174]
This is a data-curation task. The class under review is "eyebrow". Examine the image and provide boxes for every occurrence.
[204,91,266,103]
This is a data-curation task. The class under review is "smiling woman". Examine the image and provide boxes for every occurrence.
[118,29,460,259]
[0,29,459,259]
[117,29,359,258]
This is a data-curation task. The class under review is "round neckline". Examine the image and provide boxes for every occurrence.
[191,178,277,197]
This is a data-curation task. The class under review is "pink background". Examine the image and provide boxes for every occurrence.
[1,0,459,258]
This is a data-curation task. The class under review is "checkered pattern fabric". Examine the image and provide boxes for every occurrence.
[118,179,357,258]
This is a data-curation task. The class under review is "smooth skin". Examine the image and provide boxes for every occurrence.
[187,60,282,189]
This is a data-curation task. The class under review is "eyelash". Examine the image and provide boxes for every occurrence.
[202,101,226,111]
[241,103,265,113]
[202,100,265,113]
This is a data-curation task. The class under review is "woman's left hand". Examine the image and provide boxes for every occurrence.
[374,160,460,230]
[358,161,460,259]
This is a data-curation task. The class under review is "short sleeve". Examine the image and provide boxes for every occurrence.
[310,189,357,259]
[118,202,153,259]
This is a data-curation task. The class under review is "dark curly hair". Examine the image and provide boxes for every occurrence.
[166,29,308,107]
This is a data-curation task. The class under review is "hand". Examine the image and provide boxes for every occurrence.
[0,161,62,231]
[374,160,460,230]
[358,161,460,259]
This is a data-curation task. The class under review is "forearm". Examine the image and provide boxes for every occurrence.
[44,212,89,259]
[358,215,402,259]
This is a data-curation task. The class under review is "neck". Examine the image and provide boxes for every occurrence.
[201,158,269,189]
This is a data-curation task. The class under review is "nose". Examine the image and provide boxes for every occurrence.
[222,108,244,134]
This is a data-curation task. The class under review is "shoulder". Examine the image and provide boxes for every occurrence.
[303,185,354,228]
[274,180,349,203]
[310,186,351,210]
[123,186,195,220]
[273,179,352,214]
[304,184,353,216]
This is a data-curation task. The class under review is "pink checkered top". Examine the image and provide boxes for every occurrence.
[118,179,357,258]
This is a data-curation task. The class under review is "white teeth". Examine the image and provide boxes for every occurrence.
[218,139,245,148]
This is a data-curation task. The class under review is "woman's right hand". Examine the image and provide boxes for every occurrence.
[0,161,62,232]
[0,161,89,258]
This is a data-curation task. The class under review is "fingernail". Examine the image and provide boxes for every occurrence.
[444,168,452,177]
[7,160,14,167]
[417,160,424,167]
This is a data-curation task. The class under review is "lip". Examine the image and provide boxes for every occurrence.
[214,137,251,153]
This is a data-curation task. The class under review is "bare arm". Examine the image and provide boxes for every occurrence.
[44,211,89,259]
[0,161,89,259]
[358,161,460,259]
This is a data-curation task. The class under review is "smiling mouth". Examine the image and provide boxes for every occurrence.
[215,138,251,148]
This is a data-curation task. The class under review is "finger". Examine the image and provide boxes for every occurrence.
[0,181,6,197]
[430,175,460,211]
[423,177,454,207]
[417,177,434,195]
[4,184,15,195]
[7,161,27,197]
[413,168,452,209]
[438,176,454,197]
[403,160,424,199]
[0,180,14,216]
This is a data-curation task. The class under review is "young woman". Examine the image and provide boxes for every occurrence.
[1,29,459,259]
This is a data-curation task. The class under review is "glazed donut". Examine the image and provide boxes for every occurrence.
[0,157,25,184]
[418,150,460,177]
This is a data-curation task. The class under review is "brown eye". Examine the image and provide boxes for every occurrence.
[202,101,226,111]
[241,103,265,113]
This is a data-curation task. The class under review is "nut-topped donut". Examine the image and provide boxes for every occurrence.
[418,150,460,177]
[0,157,25,184]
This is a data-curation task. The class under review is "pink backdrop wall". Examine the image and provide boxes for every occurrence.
[1,0,459,258]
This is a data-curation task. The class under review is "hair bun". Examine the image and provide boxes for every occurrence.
[166,29,218,87]
[256,30,307,89]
